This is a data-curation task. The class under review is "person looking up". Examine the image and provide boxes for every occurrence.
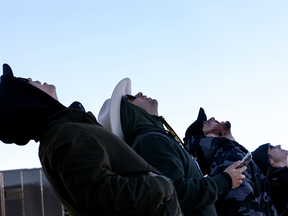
[0,64,182,216]
[184,107,278,216]
[98,78,246,216]
[253,143,288,216]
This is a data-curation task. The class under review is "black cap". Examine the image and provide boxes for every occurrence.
[252,143,270,176]
[185,107,207,137]
[3,63,13,76]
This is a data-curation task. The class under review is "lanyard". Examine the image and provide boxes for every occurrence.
[161,117,204,176]
[161,117,184,146]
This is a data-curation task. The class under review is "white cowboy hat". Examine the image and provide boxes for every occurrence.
[98,78,132,140]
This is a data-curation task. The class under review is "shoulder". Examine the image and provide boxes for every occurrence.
[269,166,288,181]
[132,131,187,157]
[213,140,244,158]
[135,130,175,146]
[210,141,246,174]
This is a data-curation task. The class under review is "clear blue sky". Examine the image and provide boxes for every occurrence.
[1,1,288,170]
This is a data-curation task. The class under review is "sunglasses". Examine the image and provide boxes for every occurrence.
[18,77,29,82]
[268,144,276,149]
[124,94,137,101]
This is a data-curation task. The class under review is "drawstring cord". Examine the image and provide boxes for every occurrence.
[160,116,204,176]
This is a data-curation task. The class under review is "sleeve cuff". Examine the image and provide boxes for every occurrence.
[221,172,232,189]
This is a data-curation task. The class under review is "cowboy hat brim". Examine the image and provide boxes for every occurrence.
[98,78,132,140]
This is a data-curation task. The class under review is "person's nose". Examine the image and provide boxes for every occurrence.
[276,145,281,149]
[135,92,143,97]
[209,117,215,122]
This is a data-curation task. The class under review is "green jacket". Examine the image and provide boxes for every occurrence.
[121,99,231,216]
[39,108,182,216]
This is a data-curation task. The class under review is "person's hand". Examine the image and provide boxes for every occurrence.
[224,161,246,190]
[148,172,171,202]
[148,172,159,177]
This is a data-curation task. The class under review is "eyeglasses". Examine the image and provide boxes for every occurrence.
[18,77,29,82]
[124,94,137,101]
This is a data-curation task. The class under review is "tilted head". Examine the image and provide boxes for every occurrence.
[202,117,232,138]
[0,64,65,145]
[252,143,288,175]
[268,144,288,167]
[28,78,58,101]
[184,107,234,140]
[124,92,158,116]
[98,78,160,140]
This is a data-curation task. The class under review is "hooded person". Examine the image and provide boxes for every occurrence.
[0,63,66,145]
[0,64,183,216]
[98,78,247,216]
[253,144,288,216]
[183,108,278,216]
[252,144,271,176]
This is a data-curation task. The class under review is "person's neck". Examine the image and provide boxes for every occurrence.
[273,159,288,168]
[146,109,158,116]
[151,111,158,116]
[225,134,235,141]
[205,133,235,141]
[206,133,218,138]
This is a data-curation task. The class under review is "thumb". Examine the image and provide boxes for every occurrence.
[231,160,241,168]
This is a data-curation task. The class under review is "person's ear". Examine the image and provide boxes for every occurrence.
[269,159,274,166]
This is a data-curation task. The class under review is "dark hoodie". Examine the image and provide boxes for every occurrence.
[0,64,66,145]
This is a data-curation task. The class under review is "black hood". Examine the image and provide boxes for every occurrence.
[0,64,66,145]
[252,143,270,176]
[120,98,164,140]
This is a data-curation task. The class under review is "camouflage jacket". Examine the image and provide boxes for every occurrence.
[184,135,278,216]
